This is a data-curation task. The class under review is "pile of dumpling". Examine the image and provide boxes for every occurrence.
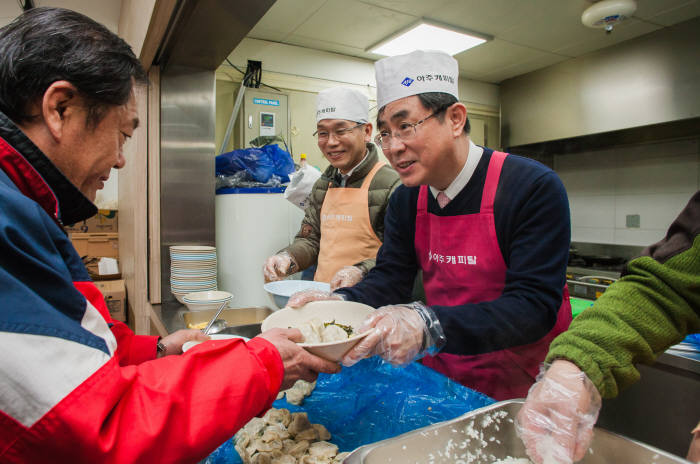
[295,318,353,344]
[235,408,348,464]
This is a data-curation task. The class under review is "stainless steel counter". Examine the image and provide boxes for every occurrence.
[152,300,274,334]
[150,300,187,334]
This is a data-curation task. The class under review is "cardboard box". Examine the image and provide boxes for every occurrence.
[65,209,118,233]
[71,233,119,258]
[94,279,126,322]
[83,256,121,281]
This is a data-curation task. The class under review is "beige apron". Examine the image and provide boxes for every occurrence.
[314,162,385,283]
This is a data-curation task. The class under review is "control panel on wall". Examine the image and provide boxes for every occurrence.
[241,90,289,149]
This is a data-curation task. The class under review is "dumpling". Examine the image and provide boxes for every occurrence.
[312,424,331,441]
[288,412,312,436]
[321,324,347,342]
[308,441,338,460]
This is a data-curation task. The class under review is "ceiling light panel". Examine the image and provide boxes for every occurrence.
[369,22,490,56]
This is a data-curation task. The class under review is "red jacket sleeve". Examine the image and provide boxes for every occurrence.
[5,336,284,463]
[74,280,158,365]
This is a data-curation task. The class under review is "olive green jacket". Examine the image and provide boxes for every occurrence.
[281,143,400,276]
[547,191,700,398]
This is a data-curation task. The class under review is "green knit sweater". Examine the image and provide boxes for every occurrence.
[547,192,700,398]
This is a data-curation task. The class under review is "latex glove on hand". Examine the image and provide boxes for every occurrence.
[341,302,446,367]
[158,329,210,357]
[330,265,364,291]
[263,251,297,282]
[516,359,602,464]
[258,327,341,390]
[286,289,343,308]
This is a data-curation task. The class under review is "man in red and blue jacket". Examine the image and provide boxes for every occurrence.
[0,8,338,463]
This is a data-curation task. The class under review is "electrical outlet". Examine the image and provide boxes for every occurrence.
[626,214,640,228]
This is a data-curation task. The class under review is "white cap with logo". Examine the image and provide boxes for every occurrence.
[374,50,459,109]
[316,87,369,123]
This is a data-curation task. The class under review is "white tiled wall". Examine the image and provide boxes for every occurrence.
[554,138,700,246]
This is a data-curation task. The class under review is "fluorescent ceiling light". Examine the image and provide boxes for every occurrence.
[368,21,490,57]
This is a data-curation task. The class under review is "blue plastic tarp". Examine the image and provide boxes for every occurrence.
[204,357,494,463]
[684,333,700,348]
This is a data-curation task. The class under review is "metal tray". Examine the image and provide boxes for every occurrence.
[181,306,272,330]
[344,399,689,463]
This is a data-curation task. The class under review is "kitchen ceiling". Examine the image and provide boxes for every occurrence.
[246,0,700,83]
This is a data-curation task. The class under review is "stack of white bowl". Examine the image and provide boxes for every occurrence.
[170,245,217,303]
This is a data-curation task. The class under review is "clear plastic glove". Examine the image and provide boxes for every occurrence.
[516,359,602,464]
[263,251,297,282]
[330,265,364,291]
[286,289,344,308]
[341,302,446,367]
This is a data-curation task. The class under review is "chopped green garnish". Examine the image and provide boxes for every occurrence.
[323,320,353,337]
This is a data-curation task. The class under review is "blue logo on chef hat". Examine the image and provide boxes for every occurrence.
[401,77,414,87]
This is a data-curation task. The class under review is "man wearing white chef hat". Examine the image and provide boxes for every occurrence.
[291,50,573,401]
[264,86,399,290]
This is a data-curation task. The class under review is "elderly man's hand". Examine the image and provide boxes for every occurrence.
[258,328,341,390]
[516,360,602,464]
[329,266,364,291]
[341,304,427,367]
[263,251,297,282]
[158,329,209,357]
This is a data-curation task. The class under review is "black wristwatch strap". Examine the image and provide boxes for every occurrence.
[156,337,167,356]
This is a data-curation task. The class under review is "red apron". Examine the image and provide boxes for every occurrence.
[416,151,572,400]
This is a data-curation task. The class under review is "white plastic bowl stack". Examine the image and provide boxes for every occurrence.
[170,245,218,303]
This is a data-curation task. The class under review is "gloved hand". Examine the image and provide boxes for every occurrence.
[516,359,602,464]
[341,302,445,367]
[263,251,297,282]
[330,265,364,291]
[286,289,344,308]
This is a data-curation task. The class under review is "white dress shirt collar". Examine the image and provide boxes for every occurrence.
[430,140,484,201]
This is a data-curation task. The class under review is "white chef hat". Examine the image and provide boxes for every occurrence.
[375,50,459,109]
[316,87,369,123]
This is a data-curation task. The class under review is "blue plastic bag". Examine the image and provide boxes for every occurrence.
[204,357,494,463]
[262,144,295,183]
[216,148,275,183]
[216,146,294,184]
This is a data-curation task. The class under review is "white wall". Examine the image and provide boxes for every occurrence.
[555,137,700,246]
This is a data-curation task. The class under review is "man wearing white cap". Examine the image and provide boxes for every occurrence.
[290,51,572,401]
[264,87,399,289]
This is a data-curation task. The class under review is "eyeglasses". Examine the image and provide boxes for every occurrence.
[374,108,446,148]
[313,122,364,141]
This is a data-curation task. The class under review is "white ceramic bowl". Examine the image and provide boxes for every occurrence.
[182,290,233,311]
[263,280,331,309]
[182,334,249,352]
[260,300,373,361]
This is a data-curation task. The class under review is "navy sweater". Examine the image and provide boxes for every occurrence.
[337,148,571,356]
